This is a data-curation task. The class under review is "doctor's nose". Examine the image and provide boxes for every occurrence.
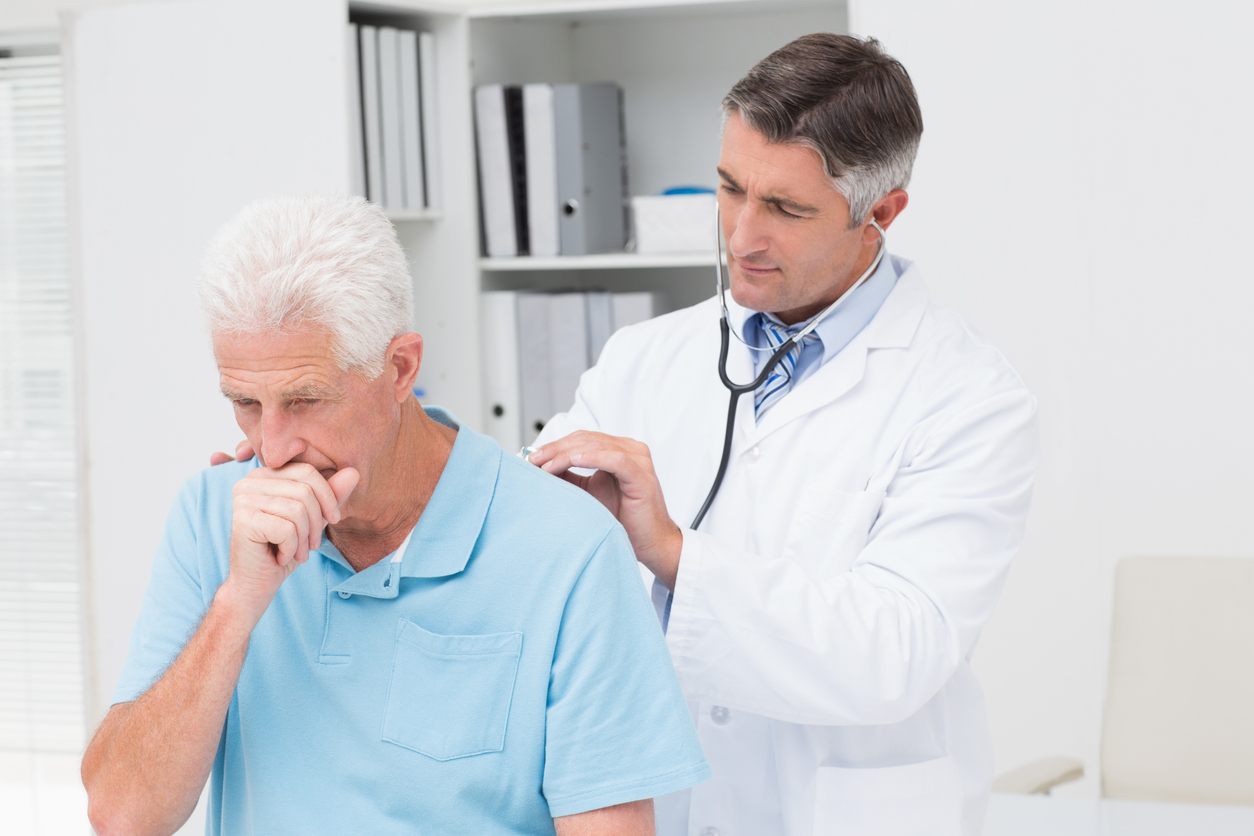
[726,201,771,259]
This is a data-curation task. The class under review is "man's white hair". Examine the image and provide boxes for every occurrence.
[198,193,413,378]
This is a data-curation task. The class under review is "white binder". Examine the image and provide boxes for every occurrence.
[612,292,656,332]
[377,27,404,209]
[516,292,551,442]
[553,83,628,255]
[359,25,383,203]
[548,292,591,420]
[586,291,613,364]
[523,83,559,257]
[481,291,523,453]
[346,24,366,198]
[474,85,518,257]
[418,32,440,209]
[398,30,425,210]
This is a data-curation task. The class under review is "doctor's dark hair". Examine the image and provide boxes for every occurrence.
[723,33,923,227]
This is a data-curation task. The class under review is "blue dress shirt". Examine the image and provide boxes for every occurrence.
[743,252,901,401]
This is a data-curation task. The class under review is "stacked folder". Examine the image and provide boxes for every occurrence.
[475,83,629,257]
[349,23,440,211]
[482,290,656,450]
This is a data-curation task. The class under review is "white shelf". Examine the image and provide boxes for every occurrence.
[467,0,835,22]
[385,207,443,222]
[478,250,719,271]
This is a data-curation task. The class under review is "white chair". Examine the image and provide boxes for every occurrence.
[992,556,1254,805]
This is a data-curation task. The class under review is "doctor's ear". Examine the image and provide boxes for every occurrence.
[866,190,909,237]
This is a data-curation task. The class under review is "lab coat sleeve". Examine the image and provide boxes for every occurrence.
[664,387,1039,728]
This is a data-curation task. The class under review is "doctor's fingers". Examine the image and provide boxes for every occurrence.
[537,433,654,471]
[543,446,661,500]
[233,475,328,553]
[208,439,255,467]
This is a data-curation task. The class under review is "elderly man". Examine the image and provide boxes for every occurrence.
[81,194,709,836]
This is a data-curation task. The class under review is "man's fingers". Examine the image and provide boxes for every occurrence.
[238,470,329,549]
[209,452,234,467]
[245,495,312,564]
[240,501,304,567]
[246,464,340,532]
[328,468,360,517]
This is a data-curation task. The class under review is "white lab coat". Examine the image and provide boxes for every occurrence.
[536,258,1038,836]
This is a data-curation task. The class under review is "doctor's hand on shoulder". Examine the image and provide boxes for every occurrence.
[528,432,683,589]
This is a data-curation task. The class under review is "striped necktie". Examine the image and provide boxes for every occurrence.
[754,316,819,417]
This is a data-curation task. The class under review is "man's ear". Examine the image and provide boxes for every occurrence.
[867,189,909,237]
[385,333,423,402]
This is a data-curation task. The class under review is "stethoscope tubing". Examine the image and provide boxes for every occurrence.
[690,207,886,530]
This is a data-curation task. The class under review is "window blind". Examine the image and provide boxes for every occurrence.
[0,50,85,755]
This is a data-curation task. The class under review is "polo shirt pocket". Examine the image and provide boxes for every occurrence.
[382,618,523,761]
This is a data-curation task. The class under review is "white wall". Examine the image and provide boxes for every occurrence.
[10,0,1254,808]
[853,0,1254,796]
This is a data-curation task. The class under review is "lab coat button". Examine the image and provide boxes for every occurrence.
[700,828,720,836]
[747,445,761,459]
[710,705,730,725]
[338,591,351,599]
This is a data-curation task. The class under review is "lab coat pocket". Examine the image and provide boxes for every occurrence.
[785,488,886,578]
[813,756,962,836]
[382,619,523,761]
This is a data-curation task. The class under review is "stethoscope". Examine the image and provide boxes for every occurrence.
[689,206,887,530]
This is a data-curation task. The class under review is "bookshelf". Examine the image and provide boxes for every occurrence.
[479,251,717,271]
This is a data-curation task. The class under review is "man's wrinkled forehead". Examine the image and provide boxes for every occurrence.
[213,327,348,396]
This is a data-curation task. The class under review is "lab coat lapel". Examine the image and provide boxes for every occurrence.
[747,266,930,445]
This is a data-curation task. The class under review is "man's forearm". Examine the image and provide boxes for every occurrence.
[554,799,655,836]
[82,585,256,836]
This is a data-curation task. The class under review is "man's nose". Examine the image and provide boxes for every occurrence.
[258,411,306,469]
[726,201,769,258]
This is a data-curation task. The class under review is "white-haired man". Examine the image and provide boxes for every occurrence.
[81,194,710,836]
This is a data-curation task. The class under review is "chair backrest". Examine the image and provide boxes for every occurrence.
[1102,556,1254,805]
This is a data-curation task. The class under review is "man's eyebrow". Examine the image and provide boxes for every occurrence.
[717,167,818,215]
[220,387,247,400]
[282,384,336,399]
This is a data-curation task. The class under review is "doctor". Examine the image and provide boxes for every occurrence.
[527,33,1039,836]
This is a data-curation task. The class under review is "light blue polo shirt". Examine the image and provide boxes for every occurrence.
[114,408,710,835]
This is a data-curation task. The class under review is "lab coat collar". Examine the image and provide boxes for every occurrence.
[321,407,498,598]
[746,257,929,443]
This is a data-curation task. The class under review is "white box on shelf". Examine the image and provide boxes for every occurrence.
[632,193,716,254]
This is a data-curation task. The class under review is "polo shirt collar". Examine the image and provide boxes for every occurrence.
[319,407,500,598]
